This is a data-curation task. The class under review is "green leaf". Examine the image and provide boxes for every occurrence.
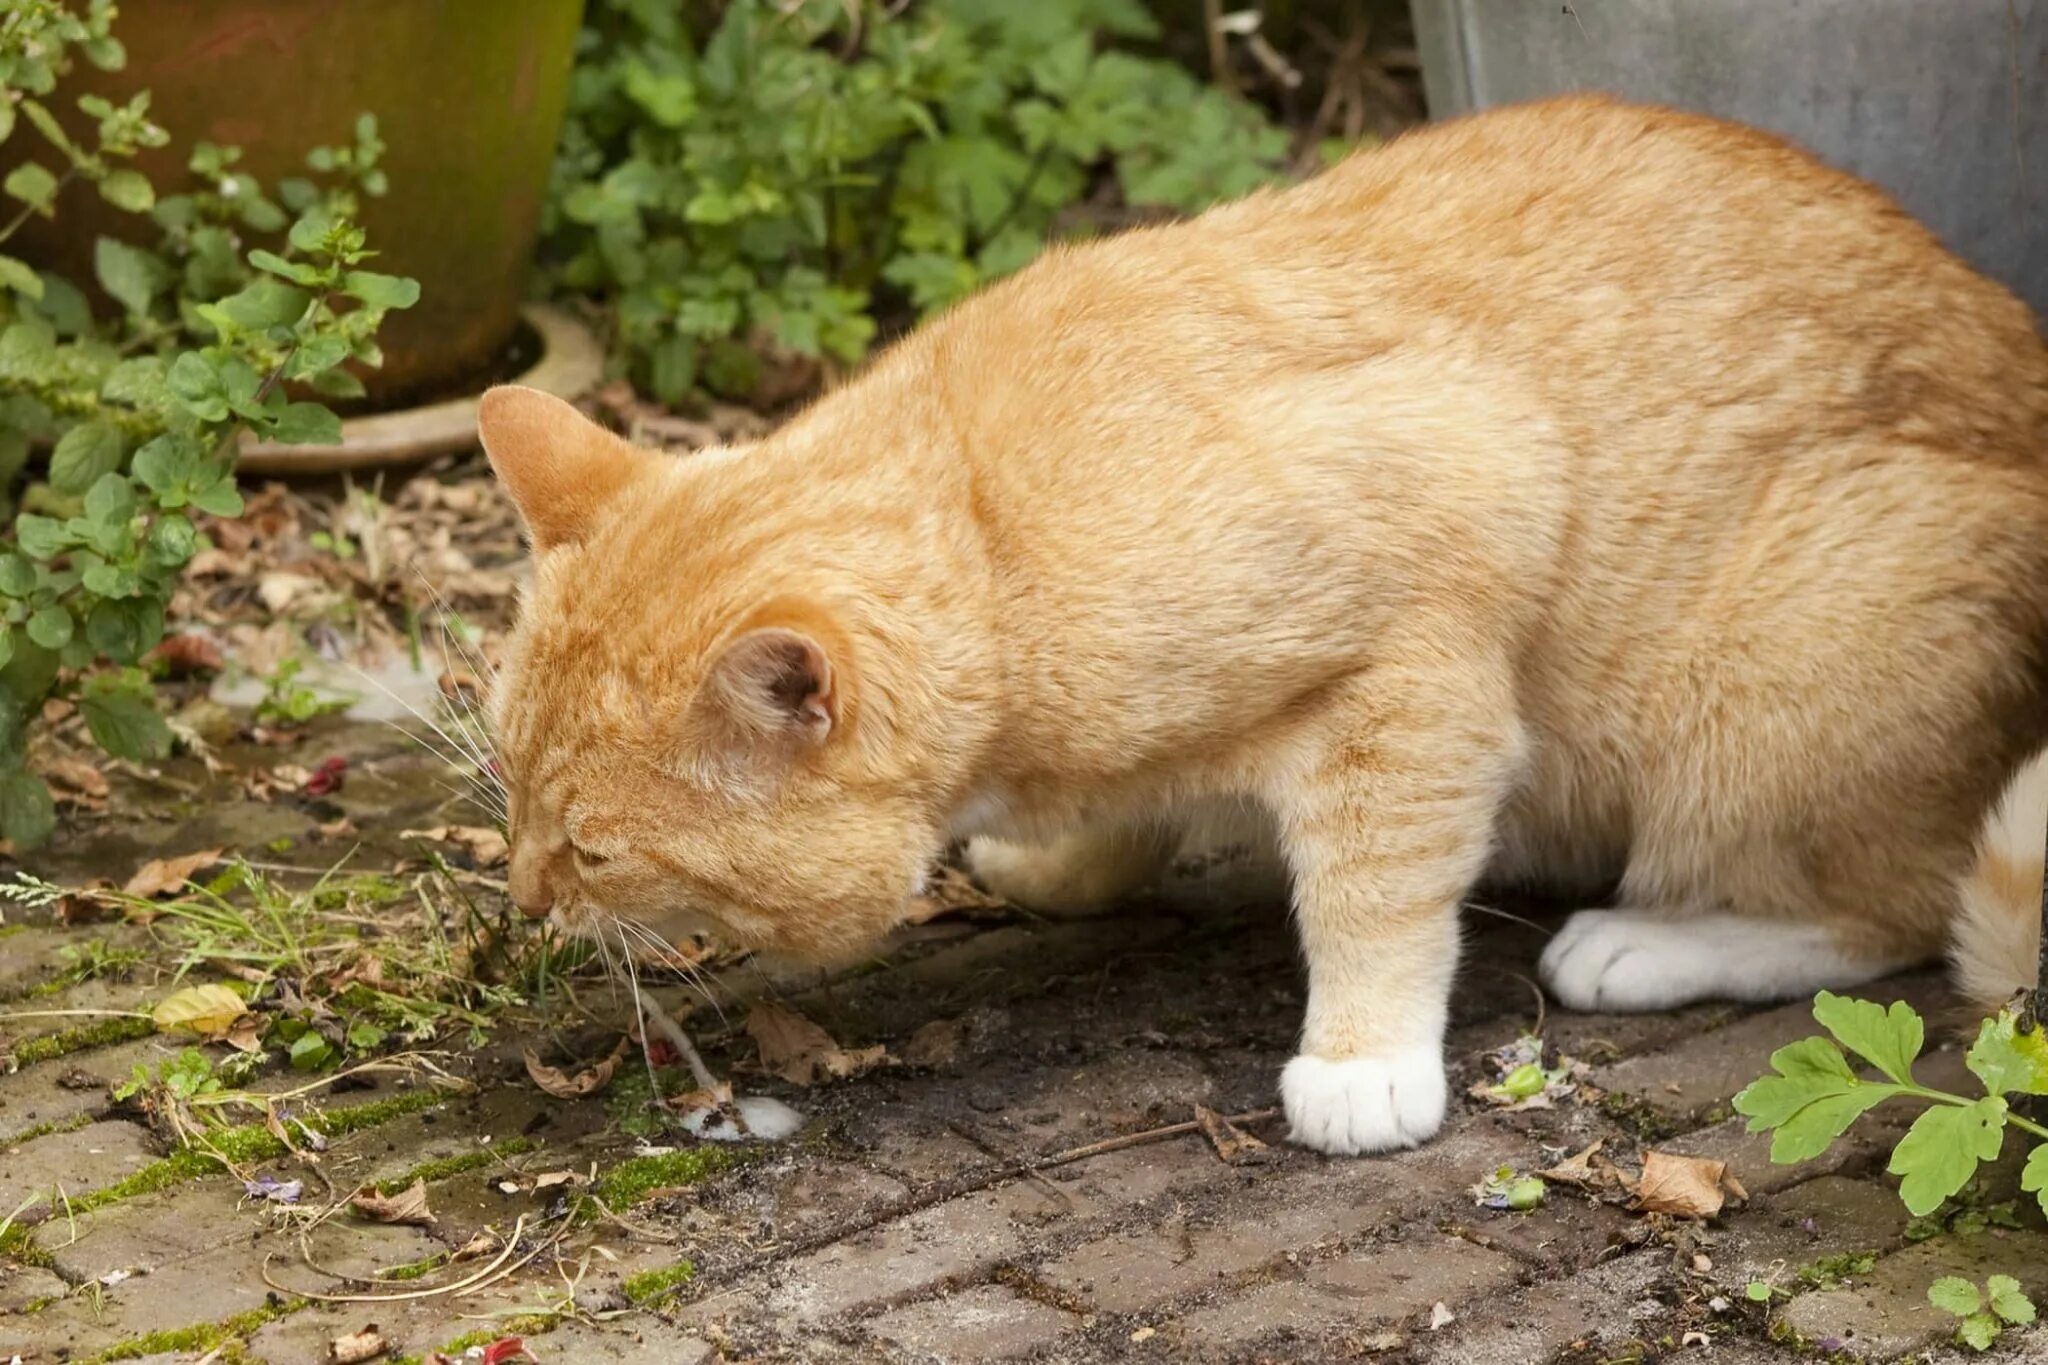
[1965,1013,2048,1097]
[83,472,137,526]
[1889,1098,2009,1215]
[1812,992,1924,1084]
[1732,1036,1904,1161]
[145,515,200,569]
[265,402,342,447]
[25,605,72,650]
[0,768,55,848]
[96,168,155,213]
[188,477,243,519]
[93,237,170,318]
[340,270,420,311]
[166,352,230,422]
[282,334,349,379]
[79,672,172,761]
[1930,1276,1983,1317]
[14,514,73,561]
[2024,1143,2048,1219]
[1958,1312,2000,1351]
[0,253,44,300]
[85,597,159,662]
[1987,1274,2036,1326]
[131,433,200,498]
[246,249,324,287]
[211,278,312,332]
[48,419,127,495]
[289,1030,335,1071]
[0,555,33,598]
[3,162,59,214]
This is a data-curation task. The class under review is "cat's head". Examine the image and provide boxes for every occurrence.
[476,386,949,963]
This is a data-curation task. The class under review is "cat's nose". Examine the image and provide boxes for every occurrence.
[508,859,553,920]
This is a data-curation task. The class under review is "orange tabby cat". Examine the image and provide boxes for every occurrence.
[482,95,2048,1155]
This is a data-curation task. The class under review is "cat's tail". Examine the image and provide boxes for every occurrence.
[1949,748,2048,1011]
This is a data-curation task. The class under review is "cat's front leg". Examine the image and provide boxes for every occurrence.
[1271,661,1522,1154]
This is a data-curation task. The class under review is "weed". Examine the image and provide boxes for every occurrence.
[620,1260,695,1306]
[1930,1274,2037,1351]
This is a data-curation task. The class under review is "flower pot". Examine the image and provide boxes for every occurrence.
[1410,0,2044,320]
[8,0,587,407]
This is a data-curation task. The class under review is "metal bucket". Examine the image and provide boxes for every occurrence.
[1411,0,2044,321]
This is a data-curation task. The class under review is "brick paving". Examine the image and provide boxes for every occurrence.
[2,741,2044,1362]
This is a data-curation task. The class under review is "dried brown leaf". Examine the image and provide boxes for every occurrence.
[745,1002,891,1086]
[350,1179,436,1227]
[523,1036,628,1099]
[330,1325,388,1363]
[902,1018,965,1068]
[147,633,226,678]
[1632,1150,1738,1219]
[1194,1104,1272,1165]
[1535,1139,1625,1193]
[401,825,509,868]
[124,847,225,899]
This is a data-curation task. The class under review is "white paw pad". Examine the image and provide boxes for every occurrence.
[1282,1047,1447,1155]
[1538,910,1703,1012]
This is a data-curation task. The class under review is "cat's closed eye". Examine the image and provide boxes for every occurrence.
[571,847,611,871]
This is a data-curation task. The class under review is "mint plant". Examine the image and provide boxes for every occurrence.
[1733,992,2048,1217]
[1929,1274,2037,1352]
[0,1,417,846]
[546,0,1289,405]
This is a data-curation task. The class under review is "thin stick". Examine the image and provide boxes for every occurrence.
[638,998,719,1093]
[260,1215,529,1303]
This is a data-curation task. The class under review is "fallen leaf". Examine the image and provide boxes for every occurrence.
[222,1014,266,1053]
[124,847,225,898]
[531,1170,585,1192]
[1428,1301,1456,1330]
[904,865,1007,924]
[315,817,360,840]
[401,824,509,868]
[902,1018,964,1068]
[329,1325,387,1363]
[523,1036,628,1099]
[1193,1104,1272,1165]
[150,983,251,1039]
[1633,1150,1742,1219]
[40,757,109,809]
[304,755,349,797]
[745,1002,891,1086]
[479,1337,534,1365]
[667,1078,736,1116]
[350,1179,436,1227]
[452,1229,501,1261]
[52,879,117,925]
[1535,1139,1625,1194]
[147,633,225,678]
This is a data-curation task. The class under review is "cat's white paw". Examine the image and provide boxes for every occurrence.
[1538,909,1698,1011]
[1281,1046,1446,1155]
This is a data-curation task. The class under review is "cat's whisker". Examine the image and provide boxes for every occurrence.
[345,662,508,813]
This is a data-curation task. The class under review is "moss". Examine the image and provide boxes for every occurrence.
[85,1299,299,1363]
[374,1135,536,1193]
[1796,1249,1878,1290]
[620,1260,696,1305]
[379,1252,450,1282]
[592,1146,740,1207]
[0,1110,92,1151]
[9,1014,153,1065]
[1597,1089,1689,1143]
[72,1087,449,1212]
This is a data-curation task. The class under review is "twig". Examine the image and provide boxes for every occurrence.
[261,1214,531,1303]
[638,998,719,1094]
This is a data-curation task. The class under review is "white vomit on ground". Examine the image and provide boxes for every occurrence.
[681,1095,805,1143]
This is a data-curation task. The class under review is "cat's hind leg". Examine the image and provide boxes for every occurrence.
[963,821,1180,917]
[1537,907,1914,1012]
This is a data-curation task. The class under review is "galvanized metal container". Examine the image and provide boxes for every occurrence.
[1412,0,2044,320]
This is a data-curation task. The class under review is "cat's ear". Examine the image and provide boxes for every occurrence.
[477,385,652,551]
[692,599,854,762]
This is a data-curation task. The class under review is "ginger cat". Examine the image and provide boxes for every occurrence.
[482,95,2048,1155]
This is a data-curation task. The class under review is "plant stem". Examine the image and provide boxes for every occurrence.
[0,167,78,247]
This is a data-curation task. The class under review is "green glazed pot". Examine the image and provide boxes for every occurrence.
[9,0,587,407]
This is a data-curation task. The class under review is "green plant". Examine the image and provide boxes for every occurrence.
[253,657,352,726]
[1733,993,2048,1219]
[0,1,417,846]
[545,0,1289,405]
[1929,1274,2036,1352]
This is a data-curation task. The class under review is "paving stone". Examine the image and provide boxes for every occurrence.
[1778,1228,2048,1360]
[1409,1248,1671,1364]
[0,1263,65,1313]
[864,1284,1080,1361]
[1709,1175,1912,1288]
[758,1182,1067,1321]
[1168,1230,1522,1350]
[0,1118,159,1215]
